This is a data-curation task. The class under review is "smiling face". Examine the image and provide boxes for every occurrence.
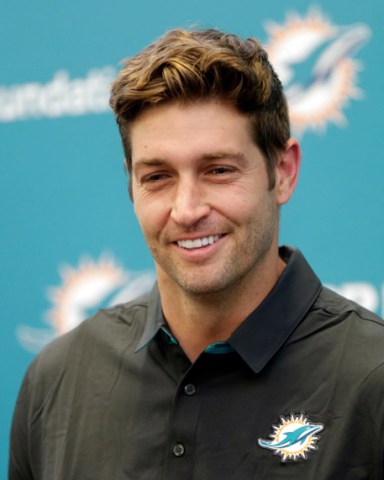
[131,100,298,298]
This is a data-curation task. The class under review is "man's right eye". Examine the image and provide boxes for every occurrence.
[143,173,167,182]
[139,172,172,190]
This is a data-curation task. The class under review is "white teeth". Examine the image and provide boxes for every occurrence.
[178,235,221,249]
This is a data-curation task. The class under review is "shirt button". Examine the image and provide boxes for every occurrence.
[184,384,196,396]
[173,443,185,457]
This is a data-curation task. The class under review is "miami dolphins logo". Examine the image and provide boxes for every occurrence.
[264,8,371,134]
[16,254,155,353]
[258,413,324,462]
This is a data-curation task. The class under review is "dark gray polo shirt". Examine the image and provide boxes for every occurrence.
[9,247,384,479]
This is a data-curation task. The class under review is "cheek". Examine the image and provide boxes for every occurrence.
[226,188,276,227]
[133,196,169,235]
[212,183,260,217]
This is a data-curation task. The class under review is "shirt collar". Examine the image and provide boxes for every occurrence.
[135,285,164,352]
[135,246,322,371]
[227,246,322,373]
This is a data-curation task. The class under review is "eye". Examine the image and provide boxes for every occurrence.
[209,166,235,175]
[142,172,169,183]
[204,164,241,184]
[139,171,173,191]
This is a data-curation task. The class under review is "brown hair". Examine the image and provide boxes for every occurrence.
[110,28,290,190]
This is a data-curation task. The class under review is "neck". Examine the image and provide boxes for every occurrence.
[157,254,286,362]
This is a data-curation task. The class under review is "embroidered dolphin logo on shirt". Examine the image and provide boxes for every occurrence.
[259,424,322,449]
[258,413,324,461]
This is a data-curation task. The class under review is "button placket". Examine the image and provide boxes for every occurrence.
[172,443,185,457]
[183,383,196,396]
[165,372,200,475]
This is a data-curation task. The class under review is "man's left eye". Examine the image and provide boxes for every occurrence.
[210,167,234,175]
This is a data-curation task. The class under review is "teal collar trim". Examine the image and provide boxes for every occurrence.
[161,326,234,354]
[204,341,235,354]
[160,326,178,344]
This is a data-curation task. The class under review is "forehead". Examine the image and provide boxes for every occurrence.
[130,100,255,161]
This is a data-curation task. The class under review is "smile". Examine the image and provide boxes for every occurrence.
[177,235,222,250]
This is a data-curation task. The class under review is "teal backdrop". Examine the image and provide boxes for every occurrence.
[1,0,383,474]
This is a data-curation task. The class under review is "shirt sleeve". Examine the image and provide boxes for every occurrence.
[9,369,35,480]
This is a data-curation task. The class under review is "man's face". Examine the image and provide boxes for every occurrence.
[131,100,286,296]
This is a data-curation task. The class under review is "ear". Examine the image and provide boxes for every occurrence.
[275,138,301,206]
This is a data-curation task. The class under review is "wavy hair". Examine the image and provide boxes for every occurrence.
[110,28,290,190]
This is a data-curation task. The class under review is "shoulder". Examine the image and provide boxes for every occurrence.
[307,286,384,378]
[10,293,154,475]
[296,287,384,418]
[314,286,384,333]
[25,293,151,395]
[292,286,384,381]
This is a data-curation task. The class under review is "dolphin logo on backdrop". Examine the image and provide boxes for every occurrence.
[264,8,371,133]
[16,254,155,353]
[0,8,370,130]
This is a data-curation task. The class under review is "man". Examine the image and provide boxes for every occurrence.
[9,28,384,479]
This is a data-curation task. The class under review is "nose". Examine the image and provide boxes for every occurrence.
[170,177,211,227]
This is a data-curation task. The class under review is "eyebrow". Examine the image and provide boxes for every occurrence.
[133,159,167,175]
[133,151,248,174]
[201,151,247,163]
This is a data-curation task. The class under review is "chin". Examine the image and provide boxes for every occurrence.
[175,275,235,297]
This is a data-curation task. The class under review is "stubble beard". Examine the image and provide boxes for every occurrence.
[147,209,278,300]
